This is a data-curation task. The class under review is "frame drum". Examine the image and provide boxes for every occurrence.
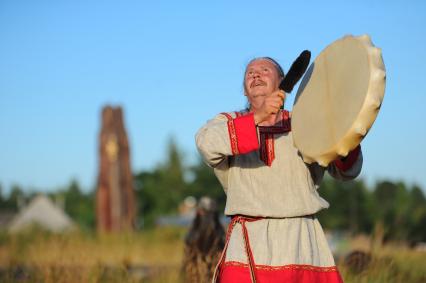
[291,35,386,166]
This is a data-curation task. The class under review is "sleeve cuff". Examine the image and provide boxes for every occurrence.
[226,113,259,155]
[333,145,361,171]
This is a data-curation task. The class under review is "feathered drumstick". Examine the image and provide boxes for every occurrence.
[279,50,311,93]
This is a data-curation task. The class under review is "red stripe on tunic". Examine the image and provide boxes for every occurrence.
[220,261,343,283]
[259,133,275,166]
[333,145,361,171]
[258,110,291,166]
[221,112,240,155]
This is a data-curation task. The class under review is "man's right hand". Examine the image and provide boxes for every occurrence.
[253,90,285,125]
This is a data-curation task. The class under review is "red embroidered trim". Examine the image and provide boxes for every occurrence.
[228,120,239,155]
[223,261,340,273]
[257,110,291,166]
[221,112,239,155]
[334,145,361,171]
[259,133,275,166]
[259,133,266,165]
[266,134,275,166]
[220,261,344,283]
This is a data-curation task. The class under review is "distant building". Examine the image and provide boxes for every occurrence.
[156,196,197,227]
[8,195,74,233]
[156,196,229,227]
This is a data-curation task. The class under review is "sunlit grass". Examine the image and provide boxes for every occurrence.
[0,227,185,283]
[338,246,426,283]
[0,227,425,282]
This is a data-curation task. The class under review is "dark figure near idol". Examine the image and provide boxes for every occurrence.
[182,197,225,283]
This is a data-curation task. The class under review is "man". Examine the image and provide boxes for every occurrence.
[196,57,361,283]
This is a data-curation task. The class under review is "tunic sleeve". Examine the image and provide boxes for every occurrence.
[195,112,259,167]
[327,145,363,181]
[196,112,260,194]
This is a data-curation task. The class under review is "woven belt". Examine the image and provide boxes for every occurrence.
[212,215,263,283]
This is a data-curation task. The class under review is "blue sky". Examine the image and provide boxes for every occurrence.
[0,0,425,193]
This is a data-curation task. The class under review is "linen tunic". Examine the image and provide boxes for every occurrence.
[196,110,362,283]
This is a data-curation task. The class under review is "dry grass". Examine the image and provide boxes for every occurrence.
[338,247,426,283]
[0,227,425,282]
[337,235,426,283]
[0,227,185,283]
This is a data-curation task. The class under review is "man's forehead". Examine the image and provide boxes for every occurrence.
[246,59,276,69]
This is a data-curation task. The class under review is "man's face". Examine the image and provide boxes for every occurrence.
[244,59,282,107]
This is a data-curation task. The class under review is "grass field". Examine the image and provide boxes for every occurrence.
[0,227,425,283]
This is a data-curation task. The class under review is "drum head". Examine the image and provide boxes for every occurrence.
[292,35,386,166]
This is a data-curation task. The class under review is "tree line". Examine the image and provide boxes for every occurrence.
[1,139,425,244]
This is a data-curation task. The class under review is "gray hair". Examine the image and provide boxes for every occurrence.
[246,57,285,77]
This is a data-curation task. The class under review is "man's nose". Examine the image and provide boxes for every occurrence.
[252,70,260,78]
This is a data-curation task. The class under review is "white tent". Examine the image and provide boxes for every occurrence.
[9,195,74,233]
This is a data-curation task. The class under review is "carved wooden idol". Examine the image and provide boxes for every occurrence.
[96,106,135,232]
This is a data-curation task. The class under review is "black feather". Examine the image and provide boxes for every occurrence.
[279,50,311,93]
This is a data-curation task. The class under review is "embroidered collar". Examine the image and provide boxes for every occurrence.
[258,110,291,166]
